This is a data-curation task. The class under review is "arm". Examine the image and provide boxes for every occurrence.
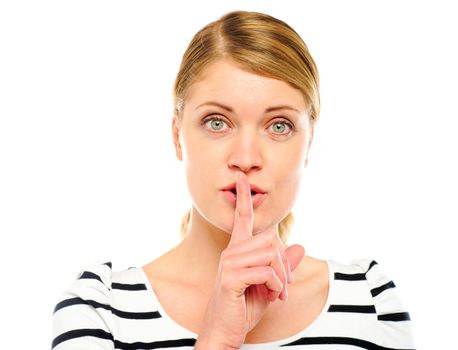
[52,263,114,350]
[358,259,416,349]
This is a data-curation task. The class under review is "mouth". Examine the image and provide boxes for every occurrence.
[229,188,258,196]
[221,182,268,208]
[221,182,267,196]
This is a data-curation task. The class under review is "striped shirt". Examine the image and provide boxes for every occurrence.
[52,259,415,349]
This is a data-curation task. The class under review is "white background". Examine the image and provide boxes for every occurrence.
[1,0,456,348]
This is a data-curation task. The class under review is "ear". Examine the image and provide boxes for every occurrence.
[172,116,183,161]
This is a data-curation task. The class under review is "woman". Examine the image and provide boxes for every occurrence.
[52,10,415,349]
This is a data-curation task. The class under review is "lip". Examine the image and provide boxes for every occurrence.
[221,182,267,194]
[221,190,268,208]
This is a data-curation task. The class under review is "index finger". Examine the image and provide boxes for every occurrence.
[229,171,253,245]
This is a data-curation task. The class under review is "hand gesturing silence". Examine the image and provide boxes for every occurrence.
[196,171,305,349]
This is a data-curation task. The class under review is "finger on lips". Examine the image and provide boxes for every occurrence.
[229,170,289,301]
[230,171,254,245]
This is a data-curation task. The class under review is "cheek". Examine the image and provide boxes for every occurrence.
[185,141,219,178]
[182,130,205,166]
[273,141,306,178]
[182,132,221,194]
[276,164,302,200]
[270,145,306,200]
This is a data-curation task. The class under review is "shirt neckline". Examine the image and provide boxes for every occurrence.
[136,259,334,347]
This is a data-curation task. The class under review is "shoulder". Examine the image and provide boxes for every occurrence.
[56,261,116,300]
[54,261,114,316]
[52,262,114,349]
[351,259,412,322]
[329,258,415,348]
[52,262,149,349]
[330,258,412,318]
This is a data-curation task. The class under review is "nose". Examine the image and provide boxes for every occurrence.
[227,129,263,173]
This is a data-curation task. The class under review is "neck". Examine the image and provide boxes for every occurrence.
[158,206,284,291]
[172,206,232,288]
[186,206,232,250]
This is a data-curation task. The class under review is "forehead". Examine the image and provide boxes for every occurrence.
[184,58,309,114]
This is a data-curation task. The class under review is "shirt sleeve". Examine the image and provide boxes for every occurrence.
[353,258,416,349]
[52,262,114,350]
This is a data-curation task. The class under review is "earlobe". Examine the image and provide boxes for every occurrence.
[172,117,183,161]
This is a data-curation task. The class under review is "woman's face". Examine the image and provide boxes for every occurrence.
[173,58,313,235]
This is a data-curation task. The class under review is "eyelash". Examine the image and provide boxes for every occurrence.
[201,115,295,136]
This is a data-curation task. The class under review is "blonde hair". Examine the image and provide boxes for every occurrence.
[174,11,320,243]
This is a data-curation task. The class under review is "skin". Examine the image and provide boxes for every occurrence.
[143,58,328,348]
[175,58,313,239]
[195,170,306,348]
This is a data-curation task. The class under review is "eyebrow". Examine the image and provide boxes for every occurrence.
[195,101,300,114]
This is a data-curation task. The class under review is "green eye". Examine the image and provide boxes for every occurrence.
[203,117,228,133]
[209,119,226,131]
[271,121,293,134]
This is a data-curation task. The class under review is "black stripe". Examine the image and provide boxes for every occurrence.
[112,282,147,291]
[52,329,196,350]
[328,304,376,314]
[334,260,379,281]
[281,336,414,350]
[54,297,109,314]
[371,280,396,297]
[52,328,113,349]
[368,260,378,271]
[112,308,161,320]
[335,272,367,281]
[104,262,112,268]
[114,338,196,349]
[378,312,411,321]
[78,271,104,284]
[53,297,161,319]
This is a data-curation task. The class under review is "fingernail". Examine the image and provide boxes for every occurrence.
[236,171,239,183]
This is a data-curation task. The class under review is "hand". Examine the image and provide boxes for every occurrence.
[196,171,305,349]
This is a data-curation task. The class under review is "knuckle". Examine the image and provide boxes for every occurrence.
[268,229,277,240]
[220,247,237,260]
[268,247,278,261]
[260,230,276,246]
[220,256,234,271]
[262,266,274,278]
[264,228,276,240]
[259,231,274,247]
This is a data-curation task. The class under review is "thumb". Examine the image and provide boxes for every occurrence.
[284,244,305,272]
